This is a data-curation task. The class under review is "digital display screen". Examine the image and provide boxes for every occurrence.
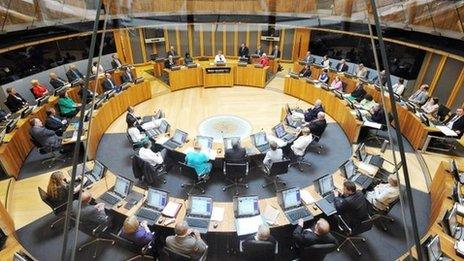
[237,196,259,216]
[190,196,212,216]
[159,120,169,133]
[318,175,334,195]
[283,188,300,209]
[254,132,267,146]
[172,130,186,143]
[274,123,286,138]
[197,136,213,150]
[147,189,168,209]
[114,176,131,197]
[92,161,104,180]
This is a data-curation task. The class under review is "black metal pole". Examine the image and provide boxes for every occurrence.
[60,1,102,260]
[368,1,423,260]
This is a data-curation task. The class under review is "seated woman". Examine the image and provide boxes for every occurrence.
[121,215,154,247]
[184,52,194,65]
[185,143,212,178]
[421,97,439,116]
[127,121,149,146]
[31,79,49,99]
[47,171,85,204]
[329,76,343,92]
[58,92,80,118]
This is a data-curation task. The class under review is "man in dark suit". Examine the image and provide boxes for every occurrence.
[78,85,96,104]
[293,218,337,247]
[167,46,178,57]
[302,51,315,64]
[224,142,247,163]
[49,72,68,89]
[255,46,264,56]
[126,106,142,130]
[5,87,28,113]
[336,59,349,72]
[238,43,249,59]
[66,64,84,82]
[308,112,327,137]
[29,118,62,149]
[369,104,386,125]
[304,100,324,123]
[299,64,312,78]
[111,53,123,69]
[121,67,134,84]
[44,108,67,136]
[102,73,120,92]
[444,107,464,138]
[0,109,8,122]
[164,55,175,69]
[334,180,370,229]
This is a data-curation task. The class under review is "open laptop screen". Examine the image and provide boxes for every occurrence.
[197,136,213,150]
[426,235,442,261]
[190,196,212,216]
[172,129,187,144]
[146,188,168,210]
[341,160,356,179]
[159,120,169,133]
[237,196,259,216]
[253,132,267,146]
[282,187,301,209]
[274,123,286,138]
[318,175,334,195]
[91,161,106,180]
[114,176,132,197]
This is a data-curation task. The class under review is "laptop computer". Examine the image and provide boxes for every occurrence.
[146,120,170,138]
[98,175,132,207]
[422,235,452,261]
[67,160,106,184]
[196,135,213,150]
[272,123,297,142]
[355,143,384,167]
[314,175,338,216]
[233,195,264,236]
[340,160,373,189]
[250,131,271,153]
[185,196,213,234]
[285,113,302,129]
[163,129,188,150]
[223,137,241,150]
[135,188,168,225]
[277,187,313,225]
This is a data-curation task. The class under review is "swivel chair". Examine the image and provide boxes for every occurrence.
[333,215,373,256]
[289,145,312,172]
[222,161,249,195]
[162,247,191,261]
[364,124,388,146]
[307,134,324,154]
[179,161,207,196]
[262,158,290,192]
[37,187,67,228]
[132,154,166,185]
[77,221,115,259]
[369,198,399,231]
[298,241,338,261]
[114,228,155,261]
[240,239,277,261]
[30,137,66,168]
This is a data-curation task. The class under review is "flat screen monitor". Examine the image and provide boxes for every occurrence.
[357,143,367,161]
[426,235,442,261]
[114,176,132,197]
[146,188,168,210]
[236,196,259,217]
[224,137,241,150]
[282,187,301,209]
[273,123,286,139]
[91,160,106,180]
[253,132,268,147]
[172,129,188,144]
[317,175,334,195]
[159,120,170,133]
[340,160,356,179]
[196,136,213,150]
[189,196,213,217]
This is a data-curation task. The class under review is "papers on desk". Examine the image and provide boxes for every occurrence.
[300,190,315,204]
[141,120,156,130]
[235,215,264,236]
[292,111,305,120]
[363,120,382,130]
[211,207,224,222]
[162,201,182,218]
[435,125,458,137]
[262,205,280,225]
[156,136,170,144]
[357,161,378,176]
[184,147,217,160]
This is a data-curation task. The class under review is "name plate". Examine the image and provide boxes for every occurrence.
[206,67,231,74]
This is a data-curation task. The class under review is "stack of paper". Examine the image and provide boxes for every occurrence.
[211,207,224,222]
[262,205,279,225]
[162,201,182,218]
[235,215,263,236]
[300,190,315,204]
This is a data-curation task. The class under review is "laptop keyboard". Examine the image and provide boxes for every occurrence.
[355,175,370,185]
[186,218,209,229]
[324,193,335,203]
[100,192,120,205]
[137,207,160,221]
[164,140,179,150]
[287,208,310,222]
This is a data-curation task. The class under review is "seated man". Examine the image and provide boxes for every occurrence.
[334,180,370,229]
[304,99,324,122]
[299,64,311,78]
[29,118,61,149]
[444,107,464,138]
[58,92,80,118]
[308,112,327,138]
[374,70,387,86]
[335,59,349,72]
[167,46,178,57]
[128,121,149,146]
[290,127,313,157]
[121,215,154,248]
[66,64,84,82]
[408,84,429,106]
[0,109,8,122]
[92,61,105,75]
[355,63,368,79]
[366,174,399,211]
[369,104,386,125]
[121,67,135,84]
[31,79,49,99]
[238,43,250,59]
[293,218,337,248]
[166,221,208,261]
[111,53,123,69]
[263,141,283,169]
[224,142,247,163]
[318,69,329,84]
[5,87,28,113]
[214,50,226,64]
[44,108,68,136]
[78,85,97,105]
[184,53,194,65]
[243,224,276,249]
[302,51,315,64]
[102,73,120,92]
[165,55,175,69]
[72,191,109,226]
[138,140,167,167]
[185,143,212,178]
[392,78,405,96]
[126,106,142,129]
[49,72,68,89]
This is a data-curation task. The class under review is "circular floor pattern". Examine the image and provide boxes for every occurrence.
[198,115,253,141]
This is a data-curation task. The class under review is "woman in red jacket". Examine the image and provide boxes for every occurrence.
[31,79,49,98]
[259,53,270,67]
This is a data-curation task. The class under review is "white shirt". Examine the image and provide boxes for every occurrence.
[128,127,145,142]
[421,100,439,115]
[447,115,462,130]
[139,147,164,166]
[392,83,405,96]
[291,134,313,156]
[322,59,330,68]
[92,64,104,75]
[214,54,226,63]
[263,148,283,168]
[366,183,399,210]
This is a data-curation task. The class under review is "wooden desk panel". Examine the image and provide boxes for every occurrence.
[203,66,234,88]
[234,65,268,88]
[164,67,203,91]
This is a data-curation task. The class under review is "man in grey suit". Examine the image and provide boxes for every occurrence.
[72,192,109,226]
[166,221,208,261]
[29,118,61,149]
[408,84,429,106]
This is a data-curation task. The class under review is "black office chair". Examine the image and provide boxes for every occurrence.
[307,134,324,154]
[126,130,145,150]
[369,198,399,231]
[30,137,66,168]
[114,228,155,261]
[241,239,277,260]
[179,161,207,196]
[262,158,290,192]
[37,187,67,228]
[298,241,338,261]
[132,154,166,185]
[222,161,249,195]
[333,215,373,256]
[162,247,191,261]
[77,221,115,259]
[289,144,312,172]
[365,124,388,146]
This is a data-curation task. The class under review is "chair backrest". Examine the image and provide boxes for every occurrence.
[37,187,66,214]
[301,241,338,261]
[179,161,198,181]
[242,239,276,260]
[163,247,191,261]
[269,158,290,176]
[132,154,145,179]
[224,162,248,178]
